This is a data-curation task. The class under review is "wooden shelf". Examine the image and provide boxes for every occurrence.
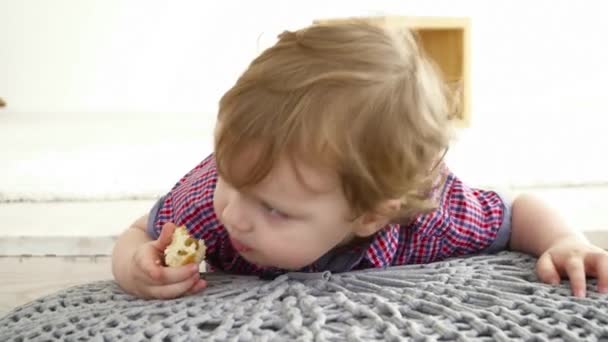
[314,16,471,126]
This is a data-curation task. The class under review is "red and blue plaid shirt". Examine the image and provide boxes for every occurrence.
[148,154,511,276]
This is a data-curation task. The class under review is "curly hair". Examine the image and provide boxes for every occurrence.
[215,18,454,221]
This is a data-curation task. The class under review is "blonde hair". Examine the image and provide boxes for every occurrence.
[215,18,453,221]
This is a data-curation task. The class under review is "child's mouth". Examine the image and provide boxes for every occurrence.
[230,236,253,253]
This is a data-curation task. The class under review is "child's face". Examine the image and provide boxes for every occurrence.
[213,154,360,270]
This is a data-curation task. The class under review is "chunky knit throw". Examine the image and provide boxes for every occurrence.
[2,252,608,341]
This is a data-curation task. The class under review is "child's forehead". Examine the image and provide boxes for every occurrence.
[268,156,338,195]
[230,145,340,196]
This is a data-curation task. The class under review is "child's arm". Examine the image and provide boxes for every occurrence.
[111,215,206,299]
[510,194,608,297]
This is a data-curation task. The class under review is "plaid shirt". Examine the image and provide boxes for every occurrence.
[148,154,510,276]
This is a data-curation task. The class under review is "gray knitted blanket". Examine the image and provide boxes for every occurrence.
[2,252,608,341]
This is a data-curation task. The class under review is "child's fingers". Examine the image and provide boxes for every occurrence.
[161,264,200,285]
[584,252,608,293]
[184,281,206,297]
[147,274,200,299]
[153,222,177,251]
[564,257,586,297]
[136,256,198,286]
[597,254,608,293]
[185,279,208,296]
[135,251,164,284]
[536,253,560,285]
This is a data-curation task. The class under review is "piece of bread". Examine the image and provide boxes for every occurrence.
[164,226,206,269]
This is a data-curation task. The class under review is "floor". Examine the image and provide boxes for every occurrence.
[0,256,112,317]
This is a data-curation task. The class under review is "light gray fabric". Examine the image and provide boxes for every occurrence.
[2,252,608,341]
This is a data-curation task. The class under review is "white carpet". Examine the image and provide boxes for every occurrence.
[0,112,214,201]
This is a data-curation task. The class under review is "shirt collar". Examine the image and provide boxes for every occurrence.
[363,223,401,268]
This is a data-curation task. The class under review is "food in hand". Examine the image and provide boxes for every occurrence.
[164,226,206,270]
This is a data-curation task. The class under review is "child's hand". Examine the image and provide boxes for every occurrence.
[536,237,608,297]
[129,222,207,299]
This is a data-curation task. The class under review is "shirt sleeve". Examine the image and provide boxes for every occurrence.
[146,154,223,255]
[405,170,512,263]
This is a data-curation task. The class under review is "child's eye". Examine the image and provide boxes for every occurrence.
[261,203,288,219]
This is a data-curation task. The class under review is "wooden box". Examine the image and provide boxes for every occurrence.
[314,16,471,126]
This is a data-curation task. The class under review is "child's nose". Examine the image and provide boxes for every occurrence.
[222,200,253,233]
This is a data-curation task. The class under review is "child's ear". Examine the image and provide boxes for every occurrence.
[353,199,401,237]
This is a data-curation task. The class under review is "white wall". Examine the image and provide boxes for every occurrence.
[1,0,608,200]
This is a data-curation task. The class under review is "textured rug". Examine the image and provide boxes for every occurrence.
[2,252,608,341]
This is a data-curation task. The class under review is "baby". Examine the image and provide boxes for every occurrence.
[112,19,608,300]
